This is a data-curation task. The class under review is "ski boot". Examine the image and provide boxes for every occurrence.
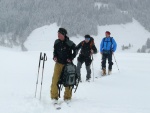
[102,68,106,76]
[51,98,58,104]
[86,77,91,82]
[108,69,112,75]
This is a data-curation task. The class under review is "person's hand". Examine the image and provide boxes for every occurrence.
[76,76,80,85]
[53,57,57,62]
[67,59,72,63]
[112,51,114,55]
[100,52,103,55]
[90,49,94,55]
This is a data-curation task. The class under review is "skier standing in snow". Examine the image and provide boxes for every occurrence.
[50,28,76,102]
[76,35,97,82]
[100,31,117,75]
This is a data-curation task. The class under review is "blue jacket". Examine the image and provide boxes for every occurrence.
[100,37,117,52]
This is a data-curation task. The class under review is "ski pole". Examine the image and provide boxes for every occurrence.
[35,52,43,98]
[39,53,47,100]
[91,55,94,82]
[74,79,80,93]
[113,54,120,72]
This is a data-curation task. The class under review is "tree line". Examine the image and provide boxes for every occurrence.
[0,0,150,49]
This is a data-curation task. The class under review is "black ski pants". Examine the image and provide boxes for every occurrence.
[101,53,113,70]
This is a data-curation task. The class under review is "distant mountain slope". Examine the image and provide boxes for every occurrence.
[25,19,150,52]
[2,0,150,47]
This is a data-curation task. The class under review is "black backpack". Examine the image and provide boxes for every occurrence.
[57,63,79,98]
[82,37,95,49]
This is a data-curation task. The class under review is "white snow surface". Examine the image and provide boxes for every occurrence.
[1,20,150,113]
[0,50,150,113]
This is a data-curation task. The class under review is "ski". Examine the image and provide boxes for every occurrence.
[95,70,112,78]
[53,103,61,110]
[53,100,71,110]
[95,74,110,78]
[52,100,63,110]
[86,80,91,82]
[64,100,71,107]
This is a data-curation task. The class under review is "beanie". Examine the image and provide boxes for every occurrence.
[58,28,67,36]
[105,31,111,35]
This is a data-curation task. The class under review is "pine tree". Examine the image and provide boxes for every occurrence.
[137,48,141,53]
[141,45,147,53]
[122,45,125,50]
[146,38,150,48]
[129,43,131,48]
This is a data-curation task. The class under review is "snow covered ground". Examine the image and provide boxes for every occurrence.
[1,19,150,113]
[0,49,150,113]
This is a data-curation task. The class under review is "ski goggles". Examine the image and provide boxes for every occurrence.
[85,38,90,41]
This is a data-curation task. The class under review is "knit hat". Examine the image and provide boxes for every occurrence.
[84,34,91,38]
[105,31,111,35]
[58,28,67,36]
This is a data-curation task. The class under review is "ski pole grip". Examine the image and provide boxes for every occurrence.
[44,53,47,61]
[40,52,43,60]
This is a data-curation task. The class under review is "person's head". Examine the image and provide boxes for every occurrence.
[105,31,111,37]
[84,35,91,43]
[58,28,67,41]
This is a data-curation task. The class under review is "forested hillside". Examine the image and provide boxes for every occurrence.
[0,0,150,47]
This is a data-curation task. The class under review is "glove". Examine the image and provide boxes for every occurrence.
[90,49,94,55]
[53,57,57,62]
[75,76,80,85]
[67,59,72,63]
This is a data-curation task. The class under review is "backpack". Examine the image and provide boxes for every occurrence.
[102,37,113,54]
[82,37,95,49]
[57,63,79,98]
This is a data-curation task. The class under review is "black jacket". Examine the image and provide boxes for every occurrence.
[76,38,97,57]
[53,36,76,64]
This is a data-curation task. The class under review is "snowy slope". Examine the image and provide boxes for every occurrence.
[25,19,150,53]
[25,23,59,51]
[0,50,150,113]
[97,19,150,52]
[1,19,150,113]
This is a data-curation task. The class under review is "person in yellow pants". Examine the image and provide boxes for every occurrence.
[50,28,76,102]
[51,63,72,100]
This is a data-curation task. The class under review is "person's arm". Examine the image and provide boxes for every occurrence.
[91,44,97,54]
[100,38,104,53]
[53,40,59,61]
[76,42,83,55]
[112,38,117,52]
[70,43,76,60]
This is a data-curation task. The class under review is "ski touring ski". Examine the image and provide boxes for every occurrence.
[53,100,71,110]
[64,100,72,107]
[53,102,62,110]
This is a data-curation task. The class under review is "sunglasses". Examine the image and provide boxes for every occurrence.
[85,38,90,41]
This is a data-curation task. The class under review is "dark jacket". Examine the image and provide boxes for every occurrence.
[76,38,97,57]
[53,36,76,64]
